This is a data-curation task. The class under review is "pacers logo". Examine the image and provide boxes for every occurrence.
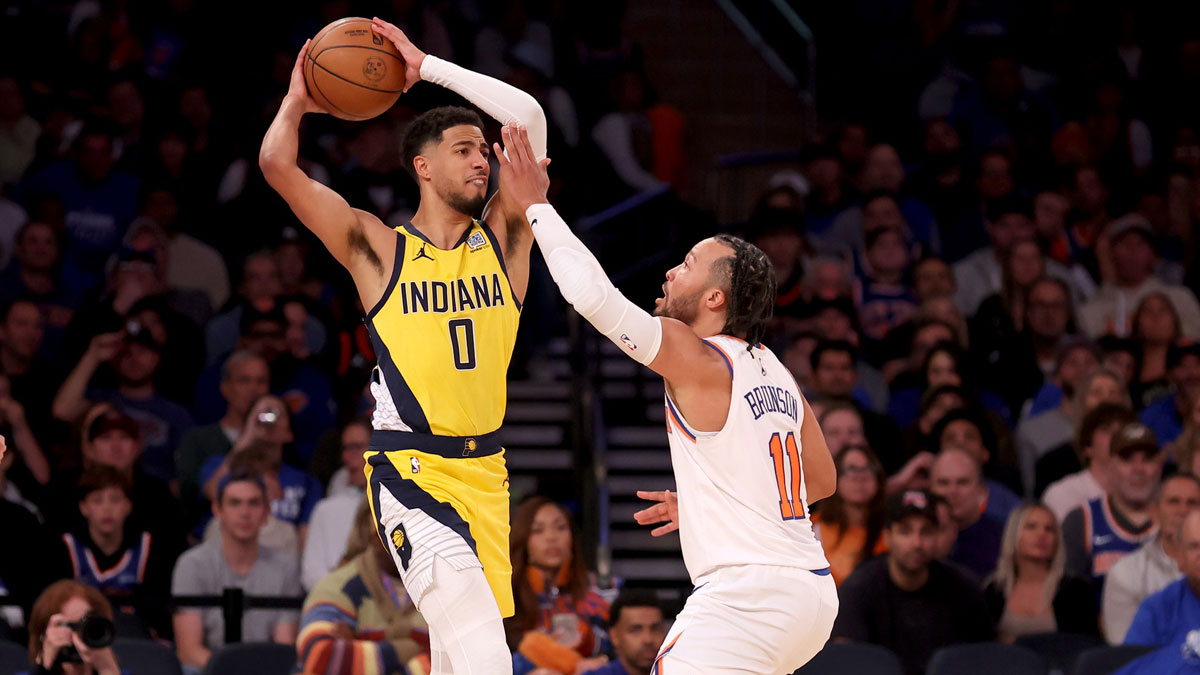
[363,56,386,83]
[390,524,412,569]
[463,437,478,457]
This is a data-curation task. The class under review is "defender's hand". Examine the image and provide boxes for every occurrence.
[287,40,327,115]
[495,124,551,213]
[634,489,680,536]
[371,17,425,92]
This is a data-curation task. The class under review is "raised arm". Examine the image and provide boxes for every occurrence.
[496,125,725,391]
[259,41,395,307]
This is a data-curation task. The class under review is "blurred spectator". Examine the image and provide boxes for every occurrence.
[301,419,370,590]
[953,196,1076,318]
[0,371,50,494]
[591,68,671,195]
[44,403,179,540]
[0,76,38,186]
[929,408,1021,504]
[1118,509,1200,674]
[894,385,964,488]
[832,489,993,675]
[194,302,336,461]
[175,351,270,506]
[820,192,914,277]
[1169,394,1200,471]
[858,228,917,343]
[930,448,1010,580]
[581,590,666,675]
[802,143,855,237]
[1129,292,1181,408]
[295,498,430,674]
[1033,367,1130,497]
[1140,342,1200,446]
[59,464,172,636]
[52,321,194,483]
[0,298,64,445]
[19,124,140,289]
[810,341,885,420]
[1024,277,1078,380]
[23,580,121,675]
[1032,189,1072,266]
[171,470,301,670]
[816,403,867,461]
[1042,404,1137,522]
[506,497,610,675]
[888,340,1011,433]
[825,144,939,258]
[205,251,326,367]
[200,395,322,548]
[1103,474,1200,643]
[0,437,56,634]
[137,185,231,315]
[812,445,888,585]
[1063,422,1164,591]
[983,504,1099,643]
[1079,214,1200,338]
[748,209,812,329]
[911,256,956,302]
[931,493,958,559]
[0,221,87,358]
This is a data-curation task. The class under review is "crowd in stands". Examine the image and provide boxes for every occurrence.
[3,0,1200,674]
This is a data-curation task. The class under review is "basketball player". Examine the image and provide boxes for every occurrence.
[494,125,839,674]
[259,18,547,674]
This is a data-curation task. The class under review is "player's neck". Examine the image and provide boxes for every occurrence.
[691,313,727,342]
[89,525,124,557]
[221,534,260,573]
[411,197,475,249]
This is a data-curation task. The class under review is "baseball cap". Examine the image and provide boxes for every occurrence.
[886,489,939,527]
[86,408,141,442]
[1106,213,1155,247]
[1111,422,1161,459]
[1168,341,1200,370]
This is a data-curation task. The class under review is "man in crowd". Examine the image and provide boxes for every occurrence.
[301,418,371,590]
[929,448,1008,580]
[1103,474,1200,643]
[172,470,302,670]
[832,490,994,675]
[1042,403,1135,521]
[582,590,668,675]
[1062,422,1163,591]
[1140,342,1200,446]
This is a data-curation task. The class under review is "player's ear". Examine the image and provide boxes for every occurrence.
[413,155,432,182]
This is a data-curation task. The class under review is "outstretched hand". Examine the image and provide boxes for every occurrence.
[495,124,551,213]
[633,489,679,536]
[371,17,426,92]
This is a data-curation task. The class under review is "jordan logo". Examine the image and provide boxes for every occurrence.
[412,243,434,261]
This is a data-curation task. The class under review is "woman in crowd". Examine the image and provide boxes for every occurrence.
[811,445,888,585]
[23,580,122,675]
[506,497,611,675]
[1129,292,1181,408]
[983,504,1099,642]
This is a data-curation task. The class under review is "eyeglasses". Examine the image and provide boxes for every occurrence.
[841,464,874,476]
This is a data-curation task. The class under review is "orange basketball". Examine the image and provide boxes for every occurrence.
[305,17,406,121]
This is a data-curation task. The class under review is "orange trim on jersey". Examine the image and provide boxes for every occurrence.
[1101,497,1153,541]
[713,333,764,349]
[665,397,696,442]
[652,632,683,675]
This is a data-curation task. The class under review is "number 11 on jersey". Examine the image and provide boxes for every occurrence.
[768,432,805,520]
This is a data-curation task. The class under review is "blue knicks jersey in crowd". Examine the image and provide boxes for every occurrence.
[62,532,152,594]
[1082,497,1157,587]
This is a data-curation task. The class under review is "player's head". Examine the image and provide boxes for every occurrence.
[77,463,133,538]
[607,590,667,673]
[654,235,775,347]
[401,106,489,216]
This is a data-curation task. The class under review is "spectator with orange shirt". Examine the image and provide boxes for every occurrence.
[812,445,888,584]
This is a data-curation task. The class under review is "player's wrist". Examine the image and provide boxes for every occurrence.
[524,203,554,225]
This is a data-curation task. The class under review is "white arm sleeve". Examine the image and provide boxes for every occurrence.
[527,203,663,365]
[420,55,548,160]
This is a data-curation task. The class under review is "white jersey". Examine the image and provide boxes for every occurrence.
[664,335,829,582]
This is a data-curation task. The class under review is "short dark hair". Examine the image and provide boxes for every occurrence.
[78,464,133,500]
[0,298,38,325]
[711,234,776,349]
[216,465,268,504]
[1075,403,1136,463]
[810,340,857,372]
[400,106,485,181]
[608,589,664,629]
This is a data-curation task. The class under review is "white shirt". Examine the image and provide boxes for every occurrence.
[1102,538,1181,644]
[1043,470,1105,522]
[665,335,829,582]
[301,491,365,590]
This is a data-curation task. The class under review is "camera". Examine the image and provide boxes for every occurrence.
[56,613,115,664]
[257,409,279,425]
[125,320,142,337]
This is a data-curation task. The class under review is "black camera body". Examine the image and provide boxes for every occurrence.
[56,613,115,664]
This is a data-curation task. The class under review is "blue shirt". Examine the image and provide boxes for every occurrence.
[1026,382,1062,418]
[89,389,195,483]
[583,661,632,675]
[1140,395,1183,446]
[199,457,323,527]
[1116,578,1200,674]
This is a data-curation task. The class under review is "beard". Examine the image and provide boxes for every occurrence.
[654,288,701,325]
[440,183,487,217]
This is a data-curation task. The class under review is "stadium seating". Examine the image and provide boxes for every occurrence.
[793,642,904,675]
[1015,632,1107,674]
[1070,645,1158,675]
[0,639,28,674]
[202,642,297,675]
[926,642,1048,675]
[111,637,183,675]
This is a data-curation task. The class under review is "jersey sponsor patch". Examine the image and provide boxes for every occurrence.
[467,231,488,250]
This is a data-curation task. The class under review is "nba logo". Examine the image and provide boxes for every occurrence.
[411,457,421,474]
[620,334,638,352]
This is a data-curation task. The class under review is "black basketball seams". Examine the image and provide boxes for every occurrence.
[307,51,406,94]
[307,57,366,120]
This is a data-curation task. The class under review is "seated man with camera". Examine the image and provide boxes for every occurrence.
[23,579,123,675]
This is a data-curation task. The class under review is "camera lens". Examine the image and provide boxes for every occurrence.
[258,410,278,424]
[75,613,115,649]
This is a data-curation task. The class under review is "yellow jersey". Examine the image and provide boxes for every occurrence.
[364,219,520,617]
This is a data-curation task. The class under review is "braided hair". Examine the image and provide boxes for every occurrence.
[711,234,777,350]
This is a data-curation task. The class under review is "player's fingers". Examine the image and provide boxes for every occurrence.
[633,503,667,522]
[493,142,508,167]
[515,125,533,165]
[636,490,667,501]
[540,158,552,171]
[650,522,679,537]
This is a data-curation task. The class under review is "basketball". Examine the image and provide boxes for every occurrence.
[304,17,406,121]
